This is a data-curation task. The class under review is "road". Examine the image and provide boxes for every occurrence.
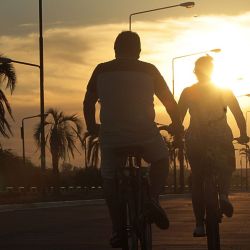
[0,193,249,250]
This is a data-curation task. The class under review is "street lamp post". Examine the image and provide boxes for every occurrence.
[245,110,250,191]
[21,113,48,166]
[39,0,46,176]
[0,1,46,192]
[0,58,40,68]
[172,48,221,96]
[129,2,195,31]
[0,0,46,167]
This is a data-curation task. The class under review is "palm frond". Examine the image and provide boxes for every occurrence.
[34,107,83,166]
[0,89,13,120]
[0,55,17,94]
[0,90,13,137]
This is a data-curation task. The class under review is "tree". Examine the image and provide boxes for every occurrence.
[33,108,83,188]
[81,133,100,168]
[0,147,41,190]
[0,55,16,138]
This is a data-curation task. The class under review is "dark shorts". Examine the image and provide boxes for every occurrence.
[186,138,236,175]
[100,132,168,179]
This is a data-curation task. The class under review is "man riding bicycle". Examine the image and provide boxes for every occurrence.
[83,31,182,247]
[178,55,249,237]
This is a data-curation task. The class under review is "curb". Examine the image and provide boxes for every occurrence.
[0,199,105,213]
[0,193,193,213]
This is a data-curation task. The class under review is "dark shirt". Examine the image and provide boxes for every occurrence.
[84,58,173,146]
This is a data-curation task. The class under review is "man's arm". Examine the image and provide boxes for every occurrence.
[153,66,181,128]
[83,65,100,135]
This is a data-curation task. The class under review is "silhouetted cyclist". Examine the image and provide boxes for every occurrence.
[83,31,182,247]
[178,55,249,237]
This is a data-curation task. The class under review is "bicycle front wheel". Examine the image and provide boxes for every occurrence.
[204,177,221,250]
[206,216,220,250]
[122,198,139,250]
[140,220,152,250]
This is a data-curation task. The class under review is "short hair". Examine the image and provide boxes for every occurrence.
[194,55,214,75]
[114,31,141,58]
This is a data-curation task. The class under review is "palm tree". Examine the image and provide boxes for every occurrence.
[0,55,16,138]
[81,132,100,168]
[33,108,83,189]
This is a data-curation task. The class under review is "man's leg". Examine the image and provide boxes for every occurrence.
[149,158,169,200]
[100,146,122,246]
[142,134,170,229]
[102,178,121,233]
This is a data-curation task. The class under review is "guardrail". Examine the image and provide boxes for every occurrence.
[2,184,243,194]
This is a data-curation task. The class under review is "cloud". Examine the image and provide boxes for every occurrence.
[44,28,91,65]
[1,12,250,165]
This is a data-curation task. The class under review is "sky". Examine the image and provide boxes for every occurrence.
[0,0,250,167]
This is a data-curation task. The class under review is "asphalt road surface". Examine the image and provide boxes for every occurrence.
[0,193,250,250]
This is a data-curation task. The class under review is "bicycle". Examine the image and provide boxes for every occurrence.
[197,137,248,250]
[116,145,152,250]
[113,124,177,249]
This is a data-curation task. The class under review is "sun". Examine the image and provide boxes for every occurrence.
[212,53,250,97]
[208,23,250,97]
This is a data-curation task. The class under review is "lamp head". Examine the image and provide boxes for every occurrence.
[0,57,12,64]
[210,48,221,53]
[180,2,195,8]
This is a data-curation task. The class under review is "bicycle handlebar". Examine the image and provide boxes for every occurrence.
[233,137,250,146]
[157,123,184,137]
[157,124,171,133]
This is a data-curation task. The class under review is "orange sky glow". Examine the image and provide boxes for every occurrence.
[1,6,250,167]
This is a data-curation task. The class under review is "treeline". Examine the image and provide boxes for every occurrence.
[0,148,102,190]
[0,147,245,193]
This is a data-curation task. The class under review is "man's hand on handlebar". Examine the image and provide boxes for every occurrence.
[235,134,249,144]
[158,123,184,148]
[157,123,184,137]
[167,123,184,137]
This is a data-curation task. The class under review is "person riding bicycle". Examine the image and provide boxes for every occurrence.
[178,55,249,237]
[83,31,182,247]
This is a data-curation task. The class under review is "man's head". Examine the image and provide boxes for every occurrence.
[114,31,141,59]
[194,55,214,82]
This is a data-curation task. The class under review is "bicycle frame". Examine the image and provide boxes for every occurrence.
[119,155,152,250]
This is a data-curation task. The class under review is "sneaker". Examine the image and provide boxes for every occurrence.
[220,195,233,218]
[110,231,122,248]
[193,224,206,237]
[145,199,169,230]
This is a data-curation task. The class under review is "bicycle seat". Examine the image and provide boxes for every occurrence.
[115,145,143,158]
